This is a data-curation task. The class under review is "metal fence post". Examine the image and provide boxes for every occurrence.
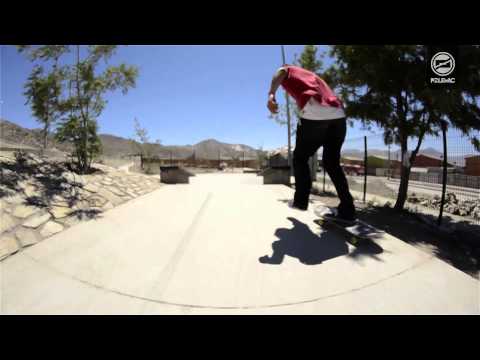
[323,165,326,192]
[438,121,448,226]
[363,136,367,203]
[388,144,391,180]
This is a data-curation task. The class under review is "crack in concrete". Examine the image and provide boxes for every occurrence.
[140,192,213,305]
[19,251,436,312]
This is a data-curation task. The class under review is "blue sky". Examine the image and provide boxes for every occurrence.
[1,45,475,153]
[1,45,384,150]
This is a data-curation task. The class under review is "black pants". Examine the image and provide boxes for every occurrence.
[293,118,356,218]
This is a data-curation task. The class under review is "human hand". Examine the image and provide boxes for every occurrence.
[267,94,279,114]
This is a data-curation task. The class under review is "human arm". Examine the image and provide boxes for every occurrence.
[267,67,288,114]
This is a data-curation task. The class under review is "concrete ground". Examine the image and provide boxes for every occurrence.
[1,173,478,314]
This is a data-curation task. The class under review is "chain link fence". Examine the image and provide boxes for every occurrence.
[317,128,480,227]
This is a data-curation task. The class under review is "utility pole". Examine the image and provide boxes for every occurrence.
[281,45,293,182]
[388,144,391,179]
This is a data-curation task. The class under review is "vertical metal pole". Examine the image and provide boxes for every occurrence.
[311,152,318,181]
[363,136,367,203]
[388,144,391,180]
[438,122,448,226]
[281,45,293,182]
[323,165,326,192]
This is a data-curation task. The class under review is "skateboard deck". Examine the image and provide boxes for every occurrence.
[314,205,379,246]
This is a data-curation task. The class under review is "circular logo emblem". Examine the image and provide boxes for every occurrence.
[431,52,455,77]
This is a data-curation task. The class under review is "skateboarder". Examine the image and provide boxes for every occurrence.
[267,64,356,224]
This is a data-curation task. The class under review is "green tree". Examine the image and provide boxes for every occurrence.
[325,45,480,210]
[20,46,68,151]
[131,117,159,161]
[18,45,139,173]
[23,65,63,150]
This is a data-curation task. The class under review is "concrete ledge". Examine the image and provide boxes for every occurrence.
[160,166,195,184]
[263,166,291,185]
[243,168,260,174]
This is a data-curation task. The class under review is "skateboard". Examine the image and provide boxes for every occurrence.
[314,205,379,247]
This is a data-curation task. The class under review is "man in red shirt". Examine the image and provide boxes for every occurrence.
[267,65,356,224]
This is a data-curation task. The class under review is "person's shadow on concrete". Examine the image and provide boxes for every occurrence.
[259,217,349,265]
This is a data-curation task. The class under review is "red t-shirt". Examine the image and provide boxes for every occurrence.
[280,65,343,110]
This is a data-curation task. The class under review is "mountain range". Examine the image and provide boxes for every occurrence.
[0,119,260,160]
[1,118,473,166]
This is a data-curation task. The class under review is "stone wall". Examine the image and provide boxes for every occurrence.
[0,152,161,261]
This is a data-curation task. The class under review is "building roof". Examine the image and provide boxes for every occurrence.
[417,153,444,161]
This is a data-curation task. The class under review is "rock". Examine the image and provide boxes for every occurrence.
[0,235,20,260]
[86,195,108,208]
[60,182,73,191]
[108,187,127,197]
[23,184,37,198]
[26,153,42,163]
[72,200,91,211]
[2,168,14,177]
[474,210,480,220]
[50,206,73,219]
[465,203,476,213]
[97,188,124,206]
[84,183,100,193]
[0,213,17,234]
[57,215,81,227]
[459,209,468,217]
[22,212,51,228]
[51,194,69,205]
[15,227,39,247]
[40,221,64,238]
[446,193,458,204]
[62,171,76,183]
[102,201,114,211]
[0,199,7,212]
[125,190,137,198]
[12,204,39,219]
[4,195,24,205]
[76,176,87,186]
[39,165,52,173]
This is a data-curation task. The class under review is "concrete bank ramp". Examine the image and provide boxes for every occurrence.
[2,173,478,314]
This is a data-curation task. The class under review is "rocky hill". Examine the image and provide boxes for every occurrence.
[0,119,261,160]
[0,119,71,152]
